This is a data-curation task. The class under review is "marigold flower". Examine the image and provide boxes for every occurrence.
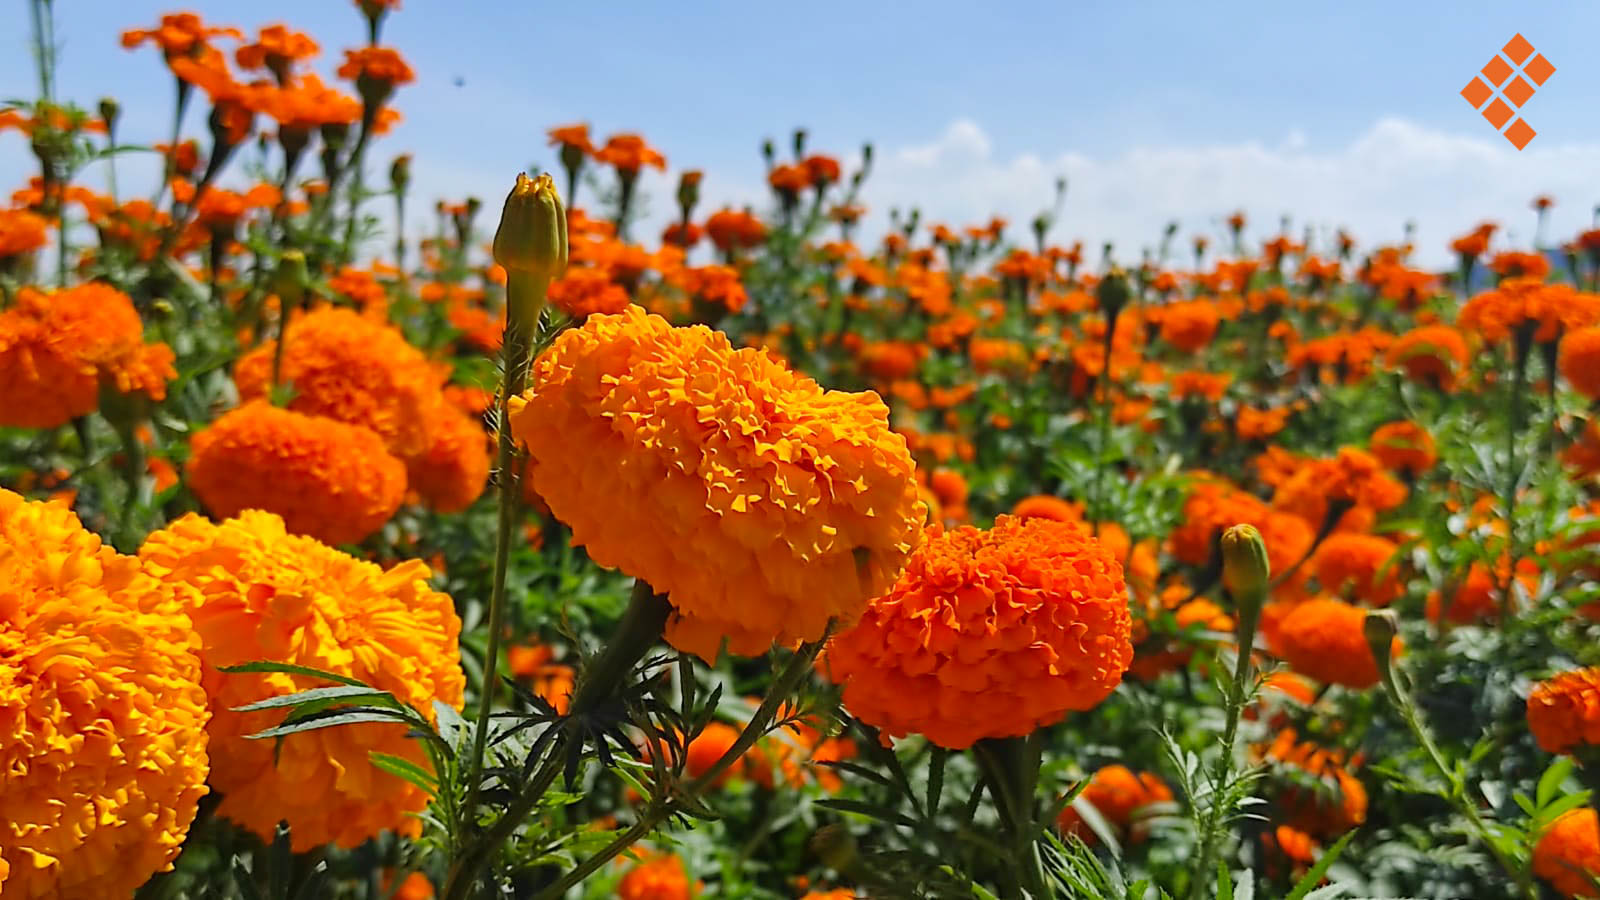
[0,489,210,899]
[1236,406,1291,441]
[337,47,415,87]
[1010,494,1085,522]
[1056,764,1173,843]
[1268,597,1399,689]
[507,644,575,715]
[548,266,631,318]
[405,406,489,513]
[138,510,465,851]
[1273,448,1406,531]
[509,307,924,660]
[1158,299,1221,352]
[1382,325,1465,389]
[823,516,1132,749]
[186,402,406,545]
[1312,533,1404,606]
[1528,668,1600,755]
[1370,421,1436,476]
[0,207,48,259]
[121,13,241,61]
[1535,808,1600,897]
[1265,825,1319,867]
[1171,481,1313,583]
[595,133,666,174]
[703,208,767,252]
[617,853,693,900]
[0,283,176,428]
[1561,327,1600,400]
[1259,727,1368,836]
[234,307,445,459]
[1459,279,1600,344]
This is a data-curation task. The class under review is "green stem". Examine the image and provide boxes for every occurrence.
[528,630,832,900]
[973,735,1050,899]
[1188,584,1264,900]
[1088,310,1119,528]
[1501,327,1534,619]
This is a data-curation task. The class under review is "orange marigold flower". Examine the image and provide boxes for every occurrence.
[1561,327,1600,400]
[548,266,632,318]
[1265,825,1319,866]
[1268,597,1399,689]
[1158,299,1221,352]
[337,47,415,87]
[703,208,767,252]
[1273,448,1407,531]
[617,853,693,900]
[1170,481,1314,581]
[1535,808,1600,898]
[823,516,1132,749]
[185,402,406,545]
[509,307,924,660]
[595,133,666,174]
[1312,533,1404,606]
[1057,764,1173,843]
[1169,371,1231,401]
[234,307,444,460]
[1236,406,1291,441]
[506,644,575,715]
[0,490,210,900]
[235,25,319,78]
[121,13,241,61]
[547,122,594,155]
[137,510,465,852]
[0,207,49,258]
[1460,279,1600,345]
[1384,324,1470,390]
[405,406,489,513]
[1528,668,1600,755]
[1370,421,1436,476]
[1259,727,1369,835]
[1489,250,1551,280]
[1010,494,1085,522]
[0,283,176,428]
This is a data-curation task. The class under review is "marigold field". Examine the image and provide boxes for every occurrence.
[6,4,1600,900]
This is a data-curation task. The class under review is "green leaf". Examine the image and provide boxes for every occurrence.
[1285,830,1354,900]
[817,798,921,830]
[1217,861,1234,900]
[218,661,371,688]
[245,708,412,741]
[230,684,399,714]
[1535,791,1593,831]
[1538,756,1576,809]
[369,752,438,798]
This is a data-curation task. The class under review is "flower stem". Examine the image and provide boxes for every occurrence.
[973,734,1050,899]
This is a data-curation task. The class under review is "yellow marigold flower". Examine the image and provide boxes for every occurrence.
[1,489,209,899]
[822,516,1132,749]
[186,401,406,545]
[234,306,444,460]
[138,510,465,852]
[508,306,925,660]
[0,283,176,428]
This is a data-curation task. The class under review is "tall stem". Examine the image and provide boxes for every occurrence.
[973,735,1050,899]
[1501,325,1534,618]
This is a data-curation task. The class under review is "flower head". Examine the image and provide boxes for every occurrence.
[186,402,406,545]
[1056,765,1173,843]
[1311,533,1404,606]
[1370,421,1436,476]
[0,283,176,428]
[1528,668,1600,756]
[617,853,693,900]
[595,133,666,175]
[1268,597,1399,688]
[1561,326,1600,400]
[138,510,464,851]
[510,307,924,659]
[1,489,210,899]
[0,207,48,259]
[1534,808,1600,898]
[823,516,1132,749]
[1384,324,1469,390]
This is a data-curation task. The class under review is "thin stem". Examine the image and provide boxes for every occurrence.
[528,632,831,900]
[973,735,1050,899]
[1088,310,1119,529]
[270,296,292,393]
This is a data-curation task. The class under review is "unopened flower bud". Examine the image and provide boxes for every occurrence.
[1096,266,1131,320]
[272,250,309,308]
[389,153,411,195]
[1363,609,1400,696]
[98,98,120,135]
[493,172,567,281]
[677,170,702,215]
[1220,524,1270,598]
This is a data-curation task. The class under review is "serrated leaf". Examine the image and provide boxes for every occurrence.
[369,752,438,798]
[1286,830,1354,900]
[246,708,411,741]
[817,798,921,830]
[230,684,398,713]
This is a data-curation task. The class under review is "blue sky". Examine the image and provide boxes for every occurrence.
[4,1,1598,267]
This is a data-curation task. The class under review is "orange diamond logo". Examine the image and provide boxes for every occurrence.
[1462,34,1553,149]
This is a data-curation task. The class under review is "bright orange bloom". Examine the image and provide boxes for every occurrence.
[0,490,210,900]
[185,402,406,545]
[1488,250,1551,280]
[547,122,594,154]
[1528,668,1600,755]
[337,47,415,87]
[1170,371,1232,402]
[509,307,924,660]
[234,307,445,460]
[1259,727,1368,836]
[1370,421,1436,476]
[1385,325,1469,391]
[1010,494,1085,522]
[548,266,632,318]
[823,516,1132,749]
[122,13,242,61]
[1534,808,1600,898]
[595,133,666,174]
[1311,533,1404,606]
[1561,327,1600,399]
[405,405,490,513]
[1265,825,1319,867]
[1236,406,1291,441]
[1272,447,1407,531]
[617,853,693,900]
[1158,299,1221,352]
[1268,598,1398,689]
[1170,480,1314,582]
[235,25,319,79]
[1057,765,1173,843]
[0,208,48,258]
[139,511,464,852]
[703,208,767,252]
[801,154,842,187]
[0,283,176,428]
[1459,279,1600,344]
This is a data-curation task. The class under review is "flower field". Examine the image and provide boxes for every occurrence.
[7,4,1600,899]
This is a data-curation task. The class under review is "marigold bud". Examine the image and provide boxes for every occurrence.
[272,250,308,307]
[1221,523,1271,597]
[1363,609,1400,695]
[99,97,120,134]
[1096,266,1131,320]
[493,172,567,281]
